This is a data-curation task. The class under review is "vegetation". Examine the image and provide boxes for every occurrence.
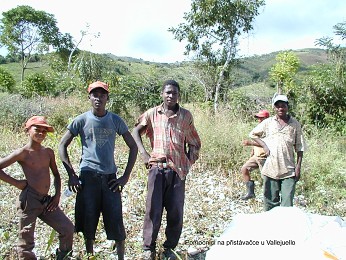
[0,4,345,260]
[0,5,73,82]
[169,0,265,111]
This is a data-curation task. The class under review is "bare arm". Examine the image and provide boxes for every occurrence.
[252,138,270,156]
[46,148,61,211]
[108,131,138,191]
[242,139,262,148]
[132,124,150,167]
[295,151,303,182]
[58,130,81,193]
[0,149,27,190]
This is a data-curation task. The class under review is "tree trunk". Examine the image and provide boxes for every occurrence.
[214,46,233,113]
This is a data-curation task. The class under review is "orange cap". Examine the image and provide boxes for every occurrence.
[25,116,54,132]
[254,110,270,118]
[87,81,109,93]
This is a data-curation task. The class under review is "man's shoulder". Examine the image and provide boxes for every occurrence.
[72,111,90,121]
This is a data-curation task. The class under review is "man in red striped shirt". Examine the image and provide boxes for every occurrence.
[133,80,201,260]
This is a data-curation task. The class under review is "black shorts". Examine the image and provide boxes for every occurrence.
[75,171,126,241]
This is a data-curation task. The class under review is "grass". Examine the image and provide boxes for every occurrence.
[0,94,345,259]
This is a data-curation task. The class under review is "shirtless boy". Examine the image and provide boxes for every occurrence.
[0,116,74,260]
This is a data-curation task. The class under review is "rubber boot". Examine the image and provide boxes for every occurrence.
[241,180,255,200]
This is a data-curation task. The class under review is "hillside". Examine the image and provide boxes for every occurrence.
[233,48,328,85]
[0,48,329,90]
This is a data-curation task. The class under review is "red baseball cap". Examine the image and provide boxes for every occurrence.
[254,110,270,118]
[25,116,54,132]
[87,81,109,93]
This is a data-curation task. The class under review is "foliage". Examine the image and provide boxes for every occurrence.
[0,67,15,92]
[299,64,346,133]
[73,51,105,86]
[0,93,49,131]
[20,72,56,97]
[108,75,161,120]
[0,5,73,82]
[269,51,300,95]
[294,22,346,133]
[169,0,265,111]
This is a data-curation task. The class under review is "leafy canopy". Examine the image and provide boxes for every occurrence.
[169,0,265,111]
[169,0,265,63]
[0,5,73,81]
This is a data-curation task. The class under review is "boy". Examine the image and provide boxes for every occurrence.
[59,81,138,259]
[0,116,74,260]
[132,79,201,260]
[240,109,270,200]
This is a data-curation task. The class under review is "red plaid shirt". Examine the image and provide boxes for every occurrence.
[136,103,201,180]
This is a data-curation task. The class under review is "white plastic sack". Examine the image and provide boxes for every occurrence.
[206,207,346,260]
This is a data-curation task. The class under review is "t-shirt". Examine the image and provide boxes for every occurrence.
[68,110,128,173]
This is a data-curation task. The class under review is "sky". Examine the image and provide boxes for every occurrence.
[1,0,346,63]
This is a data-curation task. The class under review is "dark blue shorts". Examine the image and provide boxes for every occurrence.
[75,171,126,241]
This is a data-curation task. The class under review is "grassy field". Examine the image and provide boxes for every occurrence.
[0,92,345,259]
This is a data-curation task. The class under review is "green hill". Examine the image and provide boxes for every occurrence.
[0,48,329,89]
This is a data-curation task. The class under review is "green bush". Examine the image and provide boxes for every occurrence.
[21,72,56,97]
[0,67,15,93]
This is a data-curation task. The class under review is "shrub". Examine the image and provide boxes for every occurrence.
[20,72,56,97]
[0,67,15,93]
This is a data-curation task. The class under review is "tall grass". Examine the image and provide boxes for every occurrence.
[0,94,345,259]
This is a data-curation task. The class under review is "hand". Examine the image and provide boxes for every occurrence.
[140,152,151,169]
[46,194,60,212]
[108,175,129,192]
[242,140,252,146]
[68,174,82,193]
[295,167,301,182]
[264,147,270,157]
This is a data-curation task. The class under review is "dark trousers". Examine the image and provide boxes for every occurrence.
[263,176,296,211]
[75,171,126,241]
[143,166,185,251]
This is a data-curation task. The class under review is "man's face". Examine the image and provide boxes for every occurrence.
[89,88,109,109]
[274,101,289,117]
[161,84,179,107]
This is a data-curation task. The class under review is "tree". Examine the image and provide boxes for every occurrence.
[0,5,73,82]
[169,0,265,111]
[295,22,346,133]
[269,51,300,95]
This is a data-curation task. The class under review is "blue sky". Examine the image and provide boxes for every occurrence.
[1,0,346,63]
